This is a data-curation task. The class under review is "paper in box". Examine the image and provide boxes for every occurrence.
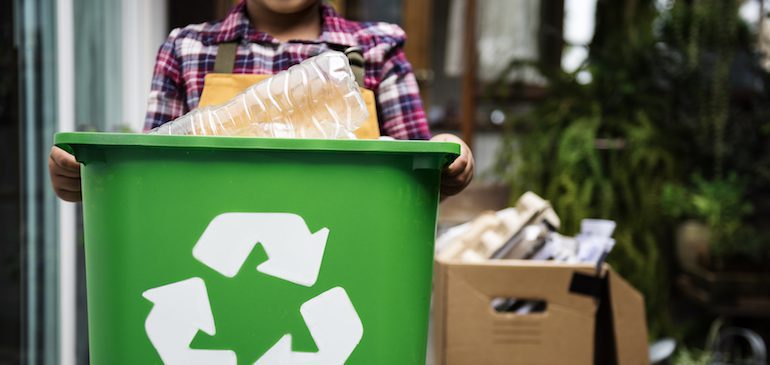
[432,259,649,365]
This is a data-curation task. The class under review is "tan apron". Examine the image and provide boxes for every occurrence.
[197,43,381,139]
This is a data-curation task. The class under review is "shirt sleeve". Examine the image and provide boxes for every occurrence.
[376,48,432,140]
[144,30,188,132]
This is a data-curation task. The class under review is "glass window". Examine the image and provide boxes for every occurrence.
[14,0,61,364]
[73,0,123,132]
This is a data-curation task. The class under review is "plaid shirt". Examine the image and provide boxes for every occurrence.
[144,2,431,139]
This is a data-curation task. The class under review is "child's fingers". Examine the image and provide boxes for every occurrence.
[55,189,82,203]
[49,155,80,178]
[51,173,83,202]
[444,155,468,177]
[51,173,82,192]
[433,133,474,198]
[443,162,474,188]
[442,170,470,187]
[441,181,467,196]
[444,147,474,180]
[441,159,474,197]
[50,146,81,174]
[431,133,474,176]
[445,143,473,176]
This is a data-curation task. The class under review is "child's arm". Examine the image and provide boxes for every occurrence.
[376,45,474,197]
[376,47,432,140]
[144,30,188,132]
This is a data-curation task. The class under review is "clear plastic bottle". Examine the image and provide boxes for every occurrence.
[150,51,369,139]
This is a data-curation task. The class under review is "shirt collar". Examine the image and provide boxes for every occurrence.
[208,1,357,47]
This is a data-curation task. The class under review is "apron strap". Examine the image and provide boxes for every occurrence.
[213,41,365,87]
[343,47,366,89]
[213,42,238,74]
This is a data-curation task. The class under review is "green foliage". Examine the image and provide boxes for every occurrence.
[670,1,739,177]
[657,0,770,265]
[497,90,676,337]
[492,0,770,339]
[662,175,752,225]
[662,175,764,265]
[672,348,712,365]
[493,1,678,338]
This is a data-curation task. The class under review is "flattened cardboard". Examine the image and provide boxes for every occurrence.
[433,259,649,365]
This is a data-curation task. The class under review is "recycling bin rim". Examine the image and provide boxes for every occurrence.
[55,132,461,162]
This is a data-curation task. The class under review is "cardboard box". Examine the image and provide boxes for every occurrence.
[432,259,649,365]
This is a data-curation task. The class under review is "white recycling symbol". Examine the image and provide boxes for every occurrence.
[142,213,364,365]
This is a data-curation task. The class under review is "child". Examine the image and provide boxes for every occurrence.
[49,0,473,202]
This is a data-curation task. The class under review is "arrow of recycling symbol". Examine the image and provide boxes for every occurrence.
[143,278,237,365]
[142,213,364,365]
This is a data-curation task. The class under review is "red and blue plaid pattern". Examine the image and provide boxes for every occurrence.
[145,1,431,140]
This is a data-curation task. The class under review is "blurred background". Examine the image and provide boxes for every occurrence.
[2,0,770,364]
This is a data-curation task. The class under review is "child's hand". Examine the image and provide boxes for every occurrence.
[431,133,474,199]
[49,146,82,202]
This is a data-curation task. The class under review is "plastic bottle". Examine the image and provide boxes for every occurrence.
[150,51,369,139]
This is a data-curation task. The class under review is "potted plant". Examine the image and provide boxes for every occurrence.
[492,0,770,336]
[663,175,765,270]
[656,0,770,313]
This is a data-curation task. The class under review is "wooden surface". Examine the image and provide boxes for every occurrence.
[331,0,346,16]
[460,0,477,148]
[402,0,434,105]
[677,269,770,318]
[402,0,433,72]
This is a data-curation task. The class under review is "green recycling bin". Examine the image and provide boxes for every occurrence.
[55,132,459,365]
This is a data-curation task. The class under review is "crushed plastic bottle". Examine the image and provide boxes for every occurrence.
[150,51,369,139]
